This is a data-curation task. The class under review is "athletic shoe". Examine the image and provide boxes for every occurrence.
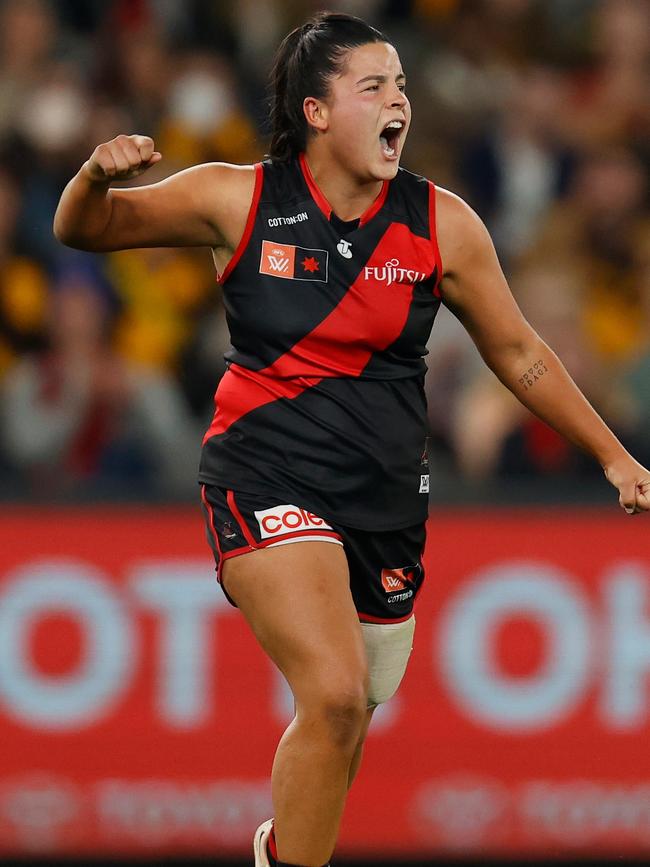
[253,818,274,867]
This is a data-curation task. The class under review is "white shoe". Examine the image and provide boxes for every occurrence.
[253,818,274,867]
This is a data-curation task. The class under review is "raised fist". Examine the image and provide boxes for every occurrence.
[83,134,162,182]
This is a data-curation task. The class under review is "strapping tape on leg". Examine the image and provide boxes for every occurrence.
[361,614,415,707]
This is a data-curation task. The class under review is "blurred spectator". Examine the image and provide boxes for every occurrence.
[0,166,48,370]
[1,271,201,498]
[421,2,517,139]
[459,64,575,264]
[16,61,92,264]
[0,0,58,140]
[107,243,215,373]
[564,0,650,149]
[101,23,170,134]
[178,304,231,423]
[618,226,650,467]
[450,262,618,480]
[526,147,650,364]
[157,52,259,165]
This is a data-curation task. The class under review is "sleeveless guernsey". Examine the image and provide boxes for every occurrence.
[198,154,443,531]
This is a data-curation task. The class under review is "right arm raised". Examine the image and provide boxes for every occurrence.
[53,134,255,252]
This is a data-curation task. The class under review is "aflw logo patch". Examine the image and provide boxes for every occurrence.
[381,567,410,593]
[260,240,329,282]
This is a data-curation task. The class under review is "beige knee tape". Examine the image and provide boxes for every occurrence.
[362,614,415,707]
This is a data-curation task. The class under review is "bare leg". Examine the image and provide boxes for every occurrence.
[222,541,368,867]
[347,706,375,789]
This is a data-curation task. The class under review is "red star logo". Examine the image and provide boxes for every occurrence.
[301,256,320,273]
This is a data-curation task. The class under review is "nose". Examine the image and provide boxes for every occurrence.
[387,83,407,109]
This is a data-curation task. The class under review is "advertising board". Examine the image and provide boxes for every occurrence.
[0,509,648,858]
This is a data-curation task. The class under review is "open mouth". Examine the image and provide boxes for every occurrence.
[379,119,404,158]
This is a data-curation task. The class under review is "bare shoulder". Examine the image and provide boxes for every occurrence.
[435,186,476,226]
[434,186,493,276]
[170,161,258,248]
[432,186,514,322]
[184,161,257,194]
[175,161,257,211]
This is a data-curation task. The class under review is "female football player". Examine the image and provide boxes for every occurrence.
[54,12,650,867]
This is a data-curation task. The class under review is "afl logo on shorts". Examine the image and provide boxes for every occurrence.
[381,567,410,593]
[254,504,333,539]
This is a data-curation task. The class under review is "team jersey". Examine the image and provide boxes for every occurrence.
[198,154,443,530]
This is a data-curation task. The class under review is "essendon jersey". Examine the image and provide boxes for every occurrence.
[198,154,443,530]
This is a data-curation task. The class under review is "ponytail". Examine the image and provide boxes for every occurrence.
[268,26,305,163]
[267,12,390,163]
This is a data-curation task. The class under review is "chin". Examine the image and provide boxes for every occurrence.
[372,159,400,180]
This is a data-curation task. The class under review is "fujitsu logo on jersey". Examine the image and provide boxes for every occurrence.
[364,258,427,286]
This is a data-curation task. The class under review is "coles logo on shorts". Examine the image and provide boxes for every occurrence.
[381,567,409,593]
[259,240,329,282]
[254,505,333,539]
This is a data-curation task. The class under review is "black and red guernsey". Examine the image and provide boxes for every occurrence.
[198,153,443,531]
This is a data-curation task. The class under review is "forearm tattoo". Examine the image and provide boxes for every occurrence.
[519,359,549,391]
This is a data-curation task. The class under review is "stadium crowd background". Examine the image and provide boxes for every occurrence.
[0,0,648,503]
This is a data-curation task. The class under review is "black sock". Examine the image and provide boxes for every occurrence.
[269,827,329,867]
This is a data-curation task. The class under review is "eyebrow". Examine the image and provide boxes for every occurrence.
[356,73,407,86]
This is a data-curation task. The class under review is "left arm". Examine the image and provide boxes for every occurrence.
[435,187,650,514]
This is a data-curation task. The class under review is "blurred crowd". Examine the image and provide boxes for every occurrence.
[0,0,648,501]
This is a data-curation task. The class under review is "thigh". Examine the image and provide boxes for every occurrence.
[222,540,367,704]
[200,484,345,606]
[341,522,427,623]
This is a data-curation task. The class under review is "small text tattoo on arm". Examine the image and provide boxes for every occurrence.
[519,359,549,391]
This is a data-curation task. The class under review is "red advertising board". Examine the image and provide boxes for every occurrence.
[0,507,649,858]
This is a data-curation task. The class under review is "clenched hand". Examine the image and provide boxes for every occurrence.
[605,457,650,515]
[83,134,162,182]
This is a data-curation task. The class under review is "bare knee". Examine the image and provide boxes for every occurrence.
[323,689,367,749]
[300,680,368,752]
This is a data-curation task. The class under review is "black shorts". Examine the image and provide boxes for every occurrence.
[200,484,426,623]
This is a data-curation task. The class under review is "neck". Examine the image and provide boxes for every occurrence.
[303,147,384,222]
